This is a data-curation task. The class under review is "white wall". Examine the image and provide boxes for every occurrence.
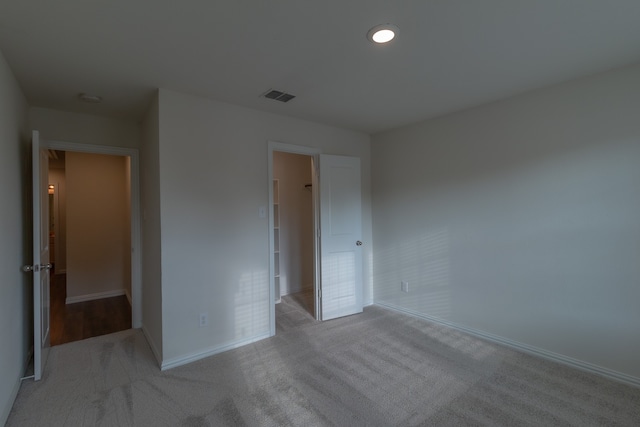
[140,92,163,362]
[29,107,140,148]
[273,152,314,296]
[0,49,30,426]
[65,152,130,301]
[157,89,372,365]
[372,63,640,382]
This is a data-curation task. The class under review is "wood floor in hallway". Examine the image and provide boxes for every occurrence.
[50,273,131,346]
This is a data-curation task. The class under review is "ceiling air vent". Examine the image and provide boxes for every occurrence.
[262,89,296,103]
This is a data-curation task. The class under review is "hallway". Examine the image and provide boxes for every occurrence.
[50,273,131,346]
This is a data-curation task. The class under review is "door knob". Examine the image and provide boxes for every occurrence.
[22,263,51,273]
[356,241,363,246]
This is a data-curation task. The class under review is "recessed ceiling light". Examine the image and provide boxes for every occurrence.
[367,24,399,44]
[78,93,102,103]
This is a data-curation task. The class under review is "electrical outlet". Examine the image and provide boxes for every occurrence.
[401,281,409,293]
[199,312,209,328]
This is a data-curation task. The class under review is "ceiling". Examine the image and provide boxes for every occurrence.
[1,1,640,134]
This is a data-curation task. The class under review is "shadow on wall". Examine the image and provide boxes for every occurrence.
[374,227,451,318]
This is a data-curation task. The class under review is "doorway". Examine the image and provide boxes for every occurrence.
[273,151,316,332]
[42,140,142,340]
[48,149,133,345]
[268,142,321,335]
[268,142,364,335]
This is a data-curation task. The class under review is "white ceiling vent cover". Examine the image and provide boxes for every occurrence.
[261,89,296,103]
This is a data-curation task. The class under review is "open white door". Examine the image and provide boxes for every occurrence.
[30,130,51,380]
[319,154,363,320]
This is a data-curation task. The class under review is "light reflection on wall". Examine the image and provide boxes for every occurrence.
[374,227,452,319]
[234,270,270,340]
[322,251,356,315]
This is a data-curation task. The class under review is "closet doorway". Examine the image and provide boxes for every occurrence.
[270,144,319,333]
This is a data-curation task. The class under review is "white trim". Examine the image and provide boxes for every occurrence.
[42,139,142,328]
[161,332,271,371]
[141,325,163,367]
[44,140,134,157]
[51,175,61,269]
[267,141,321,336]
[66,289,126,304]
[376,302,640,389]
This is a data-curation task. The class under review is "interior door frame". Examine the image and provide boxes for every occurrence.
[32,130,50,381]
[42,139,143,328]
[268,141,321,335]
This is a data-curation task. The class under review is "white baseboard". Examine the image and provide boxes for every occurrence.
[376,302,640,389]
[161,332,271,371]
[141,325,163,368]
[66,289,125,304]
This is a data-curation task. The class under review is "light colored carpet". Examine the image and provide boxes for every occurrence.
[7,305,640,426]
[276,291,316,334]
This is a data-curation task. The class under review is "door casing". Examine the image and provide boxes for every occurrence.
[31,130,50,381]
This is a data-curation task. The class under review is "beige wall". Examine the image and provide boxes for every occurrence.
[0,49,30,425]
[156,88,372,365]
[29,107,140,148]
[66,152,131,302]
[273,152,314,296]
[372,63,640,382]
[140,92,163,362]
